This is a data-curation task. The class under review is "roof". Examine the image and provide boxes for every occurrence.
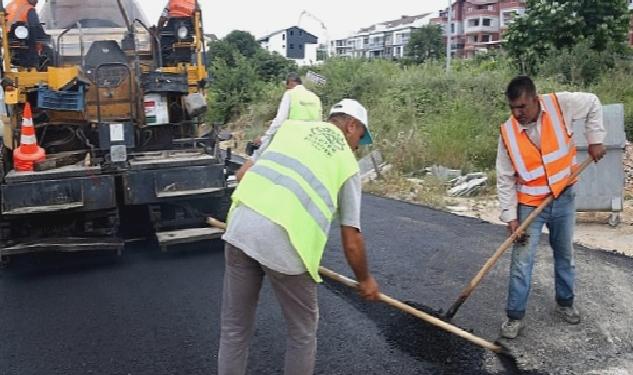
[258,28,287,42]
[382,13,431,28]
[258,26,318,42]
[353,13,431,36]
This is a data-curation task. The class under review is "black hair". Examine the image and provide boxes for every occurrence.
[506,75,537,101]
[286,72,302,85]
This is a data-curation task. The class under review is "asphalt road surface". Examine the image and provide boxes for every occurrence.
[1,195,632,374]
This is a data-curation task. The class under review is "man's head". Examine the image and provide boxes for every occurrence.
[28,0,38,5]
[286,72,302,89]
[506,75,540,125]
[328,99,372,150]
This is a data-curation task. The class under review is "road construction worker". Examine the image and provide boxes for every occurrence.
[497,75,606,339]
[158,0,197,28]
[6,0,45,35]
[253,72,323,147]
[218,99,380,375]
[5,0,50,68]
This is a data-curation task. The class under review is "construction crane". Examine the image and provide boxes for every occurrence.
[297,10,330,58]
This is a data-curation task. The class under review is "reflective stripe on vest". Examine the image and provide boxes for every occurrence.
[259,151,336,215]
[230,120,359,282]
[501,119,545,182]
[500,93,577,206]
[541,95,570,164]
[247,163,332,234]
[288,86,322,121]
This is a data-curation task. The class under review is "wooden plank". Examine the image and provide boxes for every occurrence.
[156,227,224,247]
[5,165,101,183]
[0,238,123,256]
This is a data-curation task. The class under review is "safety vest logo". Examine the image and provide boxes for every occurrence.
[299,101,318,107]
[305,127,347,157]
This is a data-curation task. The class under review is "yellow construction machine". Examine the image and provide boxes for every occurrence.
[0,0,233,264]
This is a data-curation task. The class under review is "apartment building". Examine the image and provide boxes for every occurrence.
[430,0,527,58]
[329,14,431,59]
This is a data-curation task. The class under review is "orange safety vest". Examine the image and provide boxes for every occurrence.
[6,0,34,27]
[500,93,578,207]
[168,0,196,17]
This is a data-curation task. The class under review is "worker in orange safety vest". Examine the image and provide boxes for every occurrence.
[496,75,607,340]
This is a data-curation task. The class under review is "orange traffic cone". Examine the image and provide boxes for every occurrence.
[13,103,46,172]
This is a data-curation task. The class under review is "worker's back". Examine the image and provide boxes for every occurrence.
[287,86,322,122]
[6,0,34,27]
[167,0,196,17]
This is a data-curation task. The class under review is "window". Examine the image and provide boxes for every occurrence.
[482,34,490,42]
[299,30,303,35]
[290,30,294,36]
[451,23,455,33]
[468,19,480,27]
[290,44,294,49]
[299,44,303,50]
[474,35,479,42]
[483,18,491,26]
[503,11,518,24]
[282,34,285,40]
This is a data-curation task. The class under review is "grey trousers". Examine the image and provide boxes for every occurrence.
[218,243,319,375]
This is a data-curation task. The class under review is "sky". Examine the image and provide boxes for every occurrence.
[6,0,450,42]
[134,0,449,40]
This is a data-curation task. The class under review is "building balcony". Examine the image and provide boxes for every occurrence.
[499,1,527,10]
[464,24,499,34]
[464,8,498,17]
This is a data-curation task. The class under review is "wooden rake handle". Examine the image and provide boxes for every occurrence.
[445,156,594,320]
[319,266,503,353]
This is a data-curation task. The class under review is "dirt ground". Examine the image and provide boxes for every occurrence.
[442,143,633,257]
[445,197,633,257]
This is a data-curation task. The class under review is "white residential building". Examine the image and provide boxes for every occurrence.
[329,14,431,59]
[258,26,319,66]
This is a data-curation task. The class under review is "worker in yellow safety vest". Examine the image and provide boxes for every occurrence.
[218,99,380,375]
[497,75,607,339]
[254,72,323,147]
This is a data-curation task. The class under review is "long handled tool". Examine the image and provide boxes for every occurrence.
[444,156,594,320]
[205,217,505,354]
[319,266,505,353]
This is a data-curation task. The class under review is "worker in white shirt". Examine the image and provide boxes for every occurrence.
[496,75,606,339]
[253,72,322,148]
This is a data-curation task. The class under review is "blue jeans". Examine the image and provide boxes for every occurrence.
[506,187,576,320]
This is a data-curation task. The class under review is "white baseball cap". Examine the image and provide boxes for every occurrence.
[329,99,373,145]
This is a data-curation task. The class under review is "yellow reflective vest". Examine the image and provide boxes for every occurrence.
[231,120,359,281]
[287,86,322,121]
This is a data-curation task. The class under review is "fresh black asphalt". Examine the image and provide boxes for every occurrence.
[2,194,632,374]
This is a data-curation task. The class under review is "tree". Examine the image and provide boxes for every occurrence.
[406,25,444,63]
[252,50,297,82]
[504,0,630,71]
[208,53,262,122]
[223,30,260,58]
[207,40,238,67]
